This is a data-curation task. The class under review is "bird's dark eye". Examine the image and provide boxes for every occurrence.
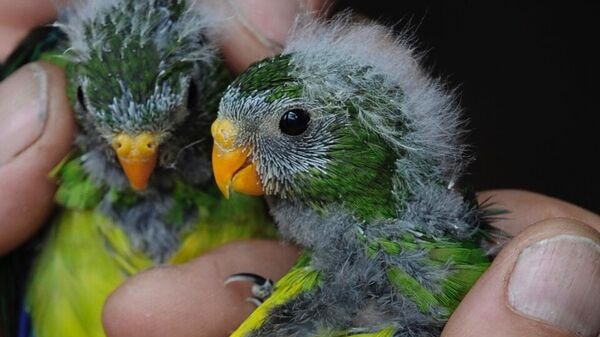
[77,86,88,111]
[279,109,310,136]
[186,80,198,110]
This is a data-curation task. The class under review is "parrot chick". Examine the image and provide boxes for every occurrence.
[56,0,225,259]
[8,1,275,336]
[212,15,503,337]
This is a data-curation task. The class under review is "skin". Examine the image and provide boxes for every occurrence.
[0,1,598,337]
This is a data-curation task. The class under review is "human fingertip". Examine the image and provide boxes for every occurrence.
[102,266,192,337]
[443,218,600,337]
[0,61,74,254]
[103,240,299,337]
[508,228,600,337]
[0,63,49,165]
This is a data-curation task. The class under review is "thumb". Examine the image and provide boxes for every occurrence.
[442,219,600,337]
[0,62,75,254]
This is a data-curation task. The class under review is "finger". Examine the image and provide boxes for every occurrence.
[209,0,331,73]
[442,218,600,337]
[477,189,600,235]
[103,239,300,337]
[0,62,76,254]
[0,0,58,60]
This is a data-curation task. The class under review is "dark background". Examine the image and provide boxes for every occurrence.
[334,1,599,213]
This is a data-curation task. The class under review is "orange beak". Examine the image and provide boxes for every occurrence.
[211,119,264,199]
[112,132,159,191]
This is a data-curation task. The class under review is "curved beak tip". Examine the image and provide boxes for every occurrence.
[211,119,264,198]
[112,133,159,192]
[118,156,158,192]
[212,145,235,199]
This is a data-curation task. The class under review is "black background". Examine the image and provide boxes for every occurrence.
[334,1,599,213]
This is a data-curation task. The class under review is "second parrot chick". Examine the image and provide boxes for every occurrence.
[212,15,504,337]
[57,0,223,260]
[15,1,275,337]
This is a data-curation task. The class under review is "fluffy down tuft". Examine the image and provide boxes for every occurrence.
[284,14,467,190]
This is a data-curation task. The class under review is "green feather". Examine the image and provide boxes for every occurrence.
[53,156,104,210]
[437,264,488,312]
[345,327,395,337]
[387,267,439,313]
[232,54,298,101]
[301,121,398,220]
[361,230,491,316]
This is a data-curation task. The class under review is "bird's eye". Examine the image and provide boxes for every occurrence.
[77,86,88,111]
[279,109,310,136]
[186,80,198,110]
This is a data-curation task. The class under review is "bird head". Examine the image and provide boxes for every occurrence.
[60,0,215,191]
[212,53,402,220]
[211,18,464,221]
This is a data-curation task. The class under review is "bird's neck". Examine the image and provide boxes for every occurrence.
[57,147,216,262]
[268,198,366,268]
[269,177,481,257]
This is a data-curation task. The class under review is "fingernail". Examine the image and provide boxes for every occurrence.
[508,235,600,337]
[0,63,48,165]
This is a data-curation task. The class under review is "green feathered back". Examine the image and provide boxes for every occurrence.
[384,236,489,315]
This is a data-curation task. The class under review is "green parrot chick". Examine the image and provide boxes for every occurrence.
[213,16,499,337]
[9,2,274,337]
